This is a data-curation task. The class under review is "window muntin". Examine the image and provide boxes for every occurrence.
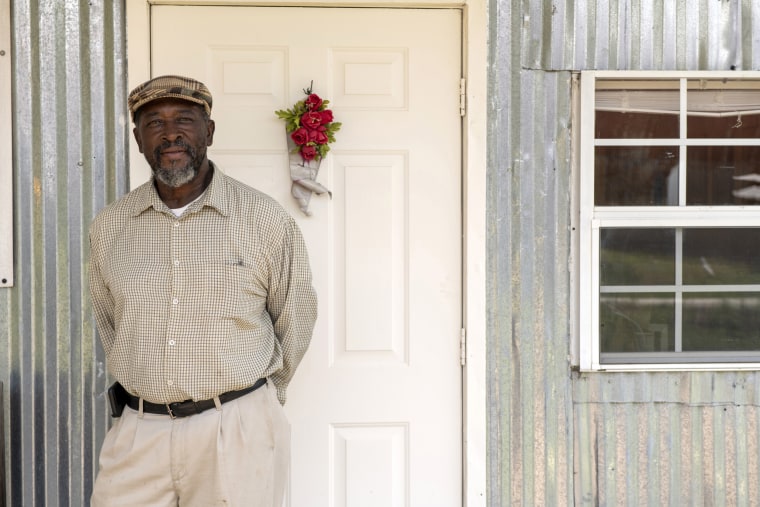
[580,72,760,370]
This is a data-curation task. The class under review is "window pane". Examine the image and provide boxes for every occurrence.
[687,112,760,139]
[682,293,760,351]
[687,146,760,205]
[595,146,679,205]
[682,228,760,284]
[687,85,760,139]
[600,228,675,285]
[596,110,680,139]
[600,294,675,353]
[595,87,680,139]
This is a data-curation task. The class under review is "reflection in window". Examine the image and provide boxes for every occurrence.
[682,228,760,285]
[600,228,675,285]
[682,293,760,351]
[595,147,679,205]
[687,146,760,205]
[600,294,675,353]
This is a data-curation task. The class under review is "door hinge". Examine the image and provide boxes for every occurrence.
[460,328,466,366]
[459,78,466,117]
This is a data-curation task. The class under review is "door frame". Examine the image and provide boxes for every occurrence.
[126,2,487,505]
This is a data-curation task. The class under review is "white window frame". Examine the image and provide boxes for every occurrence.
[579,70,760,372]
[0,0,12,288]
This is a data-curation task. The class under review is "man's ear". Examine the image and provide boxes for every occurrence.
[206,119,215,147]
[133,127,144,154]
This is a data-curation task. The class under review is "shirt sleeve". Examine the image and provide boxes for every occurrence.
[266,215,318,404]
[88,223,117,357]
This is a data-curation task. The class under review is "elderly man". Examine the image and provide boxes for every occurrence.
[89,75,317,506]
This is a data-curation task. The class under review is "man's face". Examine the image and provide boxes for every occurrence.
[133,98,215,188]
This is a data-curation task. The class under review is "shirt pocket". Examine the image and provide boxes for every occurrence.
[200,263,267,319]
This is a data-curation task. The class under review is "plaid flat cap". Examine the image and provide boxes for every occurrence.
[128,75,212,120]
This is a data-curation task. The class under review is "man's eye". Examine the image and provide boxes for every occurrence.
[147,120,162,127]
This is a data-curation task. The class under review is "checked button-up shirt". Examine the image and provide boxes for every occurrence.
[88,163,317,405]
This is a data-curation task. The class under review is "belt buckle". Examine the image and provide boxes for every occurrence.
[166,403,177,419]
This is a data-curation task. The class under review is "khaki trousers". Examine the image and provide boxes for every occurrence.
[91,382,290,507]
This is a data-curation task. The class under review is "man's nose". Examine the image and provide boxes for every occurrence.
[160,123,182,141]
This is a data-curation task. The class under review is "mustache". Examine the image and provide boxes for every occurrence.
[154,139,195,160]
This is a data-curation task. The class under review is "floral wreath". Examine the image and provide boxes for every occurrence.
[276,82,342,162]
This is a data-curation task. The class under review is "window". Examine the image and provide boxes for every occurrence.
[579,71,760,370]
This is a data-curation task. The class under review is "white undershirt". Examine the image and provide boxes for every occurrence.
[169,191,206,217]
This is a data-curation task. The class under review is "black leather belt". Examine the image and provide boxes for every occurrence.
[126,378,267,418]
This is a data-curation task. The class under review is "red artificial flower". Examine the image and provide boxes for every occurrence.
[320,110,334,123]
[301,111,323,129]
[300,145,317,161]
[308,127,329,145]
[291,127,309,146]
[304,93,323,110]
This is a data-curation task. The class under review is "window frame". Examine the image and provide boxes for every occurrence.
[579,70,760,372]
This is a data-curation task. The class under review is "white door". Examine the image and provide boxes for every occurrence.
[148,6,462,506]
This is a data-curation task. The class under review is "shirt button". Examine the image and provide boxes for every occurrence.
[174,260,180,266]
[168,339,176,346]
[167,380,174,386]
[174,222,180,227]
[172,298,179,305]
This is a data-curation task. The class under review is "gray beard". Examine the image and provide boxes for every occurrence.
[151,140,204,188]
[153,163,199,188]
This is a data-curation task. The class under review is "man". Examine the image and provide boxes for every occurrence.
[88,75,317,506]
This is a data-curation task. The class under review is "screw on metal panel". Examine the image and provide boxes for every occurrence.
[0,50,5,56]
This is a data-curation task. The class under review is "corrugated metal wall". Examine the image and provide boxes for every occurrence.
[1,1,127,505]
[487,0,760,506]
[573,371,760,506]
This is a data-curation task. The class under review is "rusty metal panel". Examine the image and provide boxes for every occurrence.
[1,1,128,505]
[573,372,760,505]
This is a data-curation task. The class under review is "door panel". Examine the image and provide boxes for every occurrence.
[151,7,462,505]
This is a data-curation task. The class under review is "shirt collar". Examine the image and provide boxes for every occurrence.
[130,160,230,218]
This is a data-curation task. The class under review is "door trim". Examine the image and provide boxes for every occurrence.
[126,2,487,505]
